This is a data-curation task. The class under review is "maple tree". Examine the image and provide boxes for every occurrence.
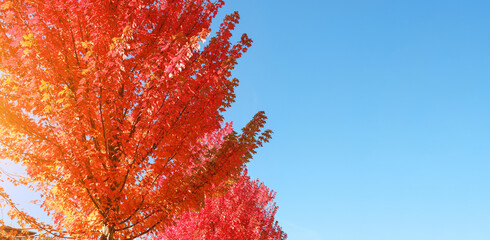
[0,0,273,239]
[148,170,286,240]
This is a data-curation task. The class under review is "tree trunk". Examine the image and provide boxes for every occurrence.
[100,224,115,240]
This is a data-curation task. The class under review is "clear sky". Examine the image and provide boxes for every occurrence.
[218,0,490,239]
[3,1,490,240]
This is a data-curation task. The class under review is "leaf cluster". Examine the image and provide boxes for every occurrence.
[0,0,272,239]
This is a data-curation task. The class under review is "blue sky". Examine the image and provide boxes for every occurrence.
[3,1,490,239]
[218,0,490,239]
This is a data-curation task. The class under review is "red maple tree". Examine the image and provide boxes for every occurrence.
[148,170,286,240]
[0,0,272,239]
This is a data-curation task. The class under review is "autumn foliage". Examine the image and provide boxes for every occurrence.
[0,0,274,239]
[148,171,286,240]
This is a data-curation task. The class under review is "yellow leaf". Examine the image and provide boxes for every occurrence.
[2,76,11,86]
[42,93,50,102]
[1,1,12,9]
[20,33,34,48]
[43,105,52,113]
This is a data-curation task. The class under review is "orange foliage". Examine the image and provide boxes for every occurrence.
[0,0,271,239]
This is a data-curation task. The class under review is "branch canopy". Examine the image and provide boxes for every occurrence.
[0,0,271,238]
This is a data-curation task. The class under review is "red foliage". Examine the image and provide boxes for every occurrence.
[0,0,272,239]
[149,171,286,240]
